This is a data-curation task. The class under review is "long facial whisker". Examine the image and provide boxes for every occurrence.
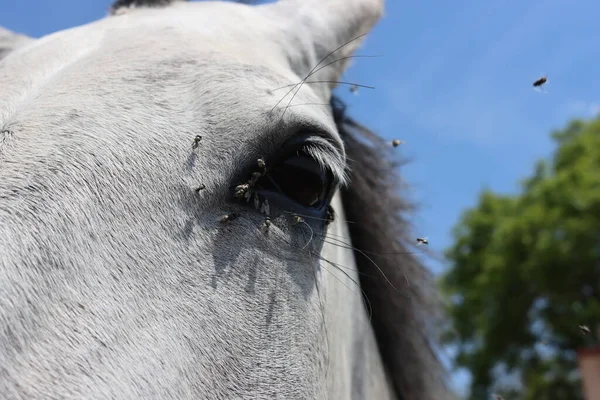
[318,233,421,284]
[278,235,364,294]
[306,33,369,76]
[278,82,304,120]
[316,231,425,257]
[290,233,384,281]
[283,230,384,282]
[269,56,380,118]
[271,54,381,92]
[272,81,375,91]
[277,233,374,322]
[318,251,377,347]
[306,55,382,82]
[279,235,372,323]
[273,33,372,118]
[278,211,414,293]
[320,232,415,277]
[272,103,331,110]
[312,251,370,292]
[279,211,421,263]
[312,255,380,279]
[271,54,382,94]
[320,236,410,297]
[315,253,373,322]
[270,80,305,114]
[304,246,332,385]
[300,221,314,250]
[283,210,357,225]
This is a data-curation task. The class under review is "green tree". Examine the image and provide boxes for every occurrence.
[440,117,600,399]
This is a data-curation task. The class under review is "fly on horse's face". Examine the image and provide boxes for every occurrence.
[0,1,450,399]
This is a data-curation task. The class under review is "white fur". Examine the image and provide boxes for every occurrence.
[0,27,33,60]
[0,1,396,399]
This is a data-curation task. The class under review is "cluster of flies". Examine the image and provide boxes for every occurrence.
[189,134,313,234]
[190,66,558,400]
[185,36,558,400]
[188,77,553,243]
[188,65,545,242]
[189,131,419,244]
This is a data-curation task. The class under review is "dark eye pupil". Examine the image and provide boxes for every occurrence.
[258,152,331,209]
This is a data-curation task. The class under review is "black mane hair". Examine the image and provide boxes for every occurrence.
[110,0,184,14]
[331,95,449,400]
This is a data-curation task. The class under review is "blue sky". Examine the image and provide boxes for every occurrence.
[2,0,600,397]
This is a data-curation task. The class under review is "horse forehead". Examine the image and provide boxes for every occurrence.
[1,3,308,125]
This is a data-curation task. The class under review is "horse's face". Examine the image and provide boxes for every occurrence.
[0,1,392,399]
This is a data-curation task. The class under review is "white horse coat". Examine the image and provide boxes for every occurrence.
[0,1,449,399]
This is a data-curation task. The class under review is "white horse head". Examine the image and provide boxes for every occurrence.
[0,1,449,398]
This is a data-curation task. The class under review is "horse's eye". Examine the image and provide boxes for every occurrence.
[258,149,333,209]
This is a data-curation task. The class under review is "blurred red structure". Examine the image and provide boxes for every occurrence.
[578,347,600,400]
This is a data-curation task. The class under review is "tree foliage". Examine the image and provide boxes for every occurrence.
[440,117,600,399]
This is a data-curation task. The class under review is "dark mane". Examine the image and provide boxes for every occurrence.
[110,0,184,14]
[331,96,450,400]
